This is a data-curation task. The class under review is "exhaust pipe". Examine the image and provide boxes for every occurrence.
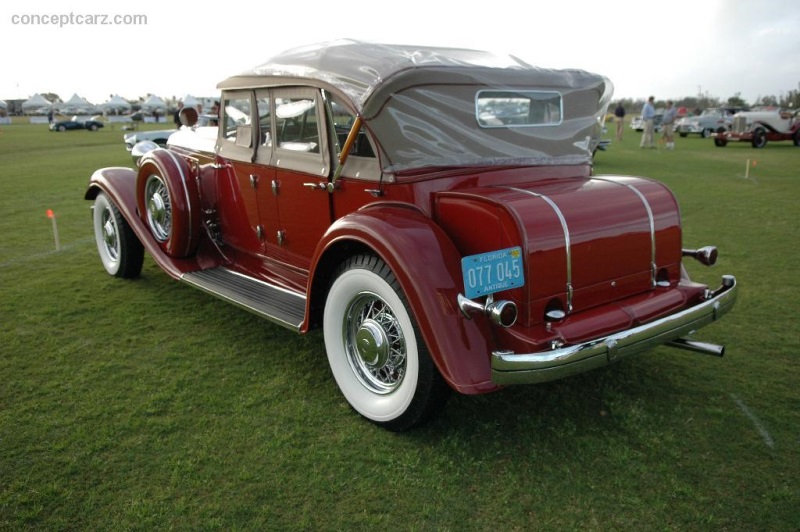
[682,246,718,266]
[457,293,518,328]
[667,337,725,357]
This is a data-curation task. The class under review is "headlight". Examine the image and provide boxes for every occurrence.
[131,140,159,165]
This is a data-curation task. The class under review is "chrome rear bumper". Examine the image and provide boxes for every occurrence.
[491,275,737,384]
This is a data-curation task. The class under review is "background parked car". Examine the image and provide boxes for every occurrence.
[630,112,663,133]
[124,129,177,150]
[124,114,219,151]
[715,108,800,148]
[675,107,746,138]
[49,116,104,132]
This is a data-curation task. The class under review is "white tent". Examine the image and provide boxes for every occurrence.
[22,94,54,113]
[60,93,94,113]
[0,100,7,109]
[181,94,199,108]
[141,94,167,111]
[102,95,131,113]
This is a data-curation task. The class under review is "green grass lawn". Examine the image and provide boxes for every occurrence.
[1,121,798,530]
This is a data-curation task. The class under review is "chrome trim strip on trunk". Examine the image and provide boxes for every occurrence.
[491,275,737,384]
[589,177,657,286]
[501,186,573,312]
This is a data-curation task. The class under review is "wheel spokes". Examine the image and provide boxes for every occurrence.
[346,293,407,394]
[145,176,171,241]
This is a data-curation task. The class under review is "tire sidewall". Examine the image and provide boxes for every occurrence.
[752,128,767,148]
[323,266,420,424]
[93,193,122,276]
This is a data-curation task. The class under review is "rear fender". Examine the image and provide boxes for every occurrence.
[308,203,499,394]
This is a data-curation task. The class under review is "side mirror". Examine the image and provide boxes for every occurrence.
[179,107,198,127]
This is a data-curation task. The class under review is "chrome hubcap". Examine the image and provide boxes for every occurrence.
[355,320,390,367]
[102,211,119,260]
[344,292,406,394]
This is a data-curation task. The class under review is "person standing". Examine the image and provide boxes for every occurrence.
[640,96,656,148]
[661,100,677,150]
[614,102,626,141]
[173,101,184,128]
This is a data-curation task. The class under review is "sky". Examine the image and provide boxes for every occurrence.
[2,0,799,107]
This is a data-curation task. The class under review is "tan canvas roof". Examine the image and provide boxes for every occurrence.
[218,40,613,171]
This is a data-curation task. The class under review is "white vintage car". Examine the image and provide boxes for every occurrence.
[630,113,663,133]
[123,128,177,151]
[715,109,800,148]
[675,107,744,138]
[123,115,219,151]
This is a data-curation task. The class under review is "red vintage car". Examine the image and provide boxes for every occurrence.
[86,41,738,430]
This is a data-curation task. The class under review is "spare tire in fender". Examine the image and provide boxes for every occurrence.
[136,149,201,258]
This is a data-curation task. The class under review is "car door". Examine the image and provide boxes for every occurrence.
[269,87,334,270]
[215,90,267,255]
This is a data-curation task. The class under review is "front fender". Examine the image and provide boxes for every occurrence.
[308,203,499,394]
[85,166,139,224]
[85,166,209,279]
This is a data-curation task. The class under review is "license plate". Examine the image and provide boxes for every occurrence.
[461,247,524,299]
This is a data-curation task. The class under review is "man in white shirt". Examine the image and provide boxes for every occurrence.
[640,96,656,148]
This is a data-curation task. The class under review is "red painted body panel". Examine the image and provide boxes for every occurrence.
[215,160,272,256]
[435,174,681,323]
[274,167,335,269]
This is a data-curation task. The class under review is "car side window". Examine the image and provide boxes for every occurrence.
[222,95,253,146]
[253,93,273,166]
[329,97,376,159]
[218,91,256,162]
[276,96,320,153]
[257,96,272,148]
[328,95,382,182]
[272,88,329,176]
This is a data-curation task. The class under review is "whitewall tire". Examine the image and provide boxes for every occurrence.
[93,193,144,278]
[323,255,449,431]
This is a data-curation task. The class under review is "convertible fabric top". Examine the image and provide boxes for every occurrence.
[218,40,614,171]
[219,40,535,106]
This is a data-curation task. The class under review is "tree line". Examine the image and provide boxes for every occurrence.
[614,83,800,114]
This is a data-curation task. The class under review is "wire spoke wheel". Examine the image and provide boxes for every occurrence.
[144,174,172,242]
[344,292,407,394]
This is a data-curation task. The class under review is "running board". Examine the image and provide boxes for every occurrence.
[181,268,306,331]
